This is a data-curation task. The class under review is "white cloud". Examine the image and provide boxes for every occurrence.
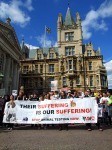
[25,43,39,50]
[0,0,33,27]
[36,34,57,48]
[24,0,33,11]
[104,60,112,89]
[82,0,112,40]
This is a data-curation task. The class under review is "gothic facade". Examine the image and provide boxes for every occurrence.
[20,7,108,94]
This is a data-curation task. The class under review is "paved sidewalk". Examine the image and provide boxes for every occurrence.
[0,124,112,150]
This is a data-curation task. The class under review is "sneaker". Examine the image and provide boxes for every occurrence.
[44,126,47,130]
[99,128,103,131]
[59,127,62,131]
[88,128,92,131]
[38,126,41,130]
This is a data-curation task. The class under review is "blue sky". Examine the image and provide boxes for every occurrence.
[0,0,112,88]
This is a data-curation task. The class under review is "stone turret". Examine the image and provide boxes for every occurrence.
[6,17,11,25]
[64,7,75,26]
[57,13,63,47]
[76,12,81,28]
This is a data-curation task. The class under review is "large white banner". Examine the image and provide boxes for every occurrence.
[3,97,98,124]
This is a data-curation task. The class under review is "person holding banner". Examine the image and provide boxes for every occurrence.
[85,89,103,131]
[67,90,73,99]
[100,92,109,125]
[58,91,68,131]
[6,95,16,130]
[44,93,51,100]
[16,91,26,100]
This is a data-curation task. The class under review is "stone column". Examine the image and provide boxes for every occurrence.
[4,55,11,94]
[12,61,18,90]
[16,63,20,93]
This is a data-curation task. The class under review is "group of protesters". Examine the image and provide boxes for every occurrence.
[0,88,112,131]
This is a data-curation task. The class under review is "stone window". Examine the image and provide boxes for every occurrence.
[49,53,54,59]
[35,65,38,73]
[89,62,92,70]
[65,32,74,41]
[49,64,54,72]
[87,50,92,56]
[65,47,75,56]
[68,60,72,70]
[40,78,43,86]
[90,75,93,86]
[23,66,29,73]
[76,75,80,85]
[63,77,66,86]
[37,54,42,59]
[40,65,43,73]
[101,76,106,87]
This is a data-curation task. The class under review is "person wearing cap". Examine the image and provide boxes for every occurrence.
[67,90,73,99]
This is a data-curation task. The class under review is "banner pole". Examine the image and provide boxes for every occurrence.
[44,25,46,48]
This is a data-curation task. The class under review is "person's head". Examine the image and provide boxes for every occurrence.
[10,95,14,101]
[19,91,24,97]
[102,92,107,97]
[33,93,37,98]
[54,91,58,95]
[4,95,10,101]
[39,95,44,101]
[50,91,54,96]
[85,91,89,96]
[107,90,111,97]
[86,89,91,95]
[67,90,71,96]
[45,93,50,100]
[60,91,66,99]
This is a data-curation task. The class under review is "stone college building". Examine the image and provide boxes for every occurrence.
[20,7,108,94]
[0,18,22,95]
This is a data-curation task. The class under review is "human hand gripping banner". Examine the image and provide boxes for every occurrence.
[3,97,98,124]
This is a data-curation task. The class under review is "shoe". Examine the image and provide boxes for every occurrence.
[65,127,68,131]
[88,128,92,131]
[99,128,103,131]
[38,126,41,130]
[59,127,62,131]
[44,126,47,130]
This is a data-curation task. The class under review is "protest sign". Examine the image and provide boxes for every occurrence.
[3,97,98,124]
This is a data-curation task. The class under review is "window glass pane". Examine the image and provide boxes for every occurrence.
[69,60,72,70]
[65,47,75,56]
[63,77,66,86]
[50,53,54,59]
[49,64,54,72]
[87,50,92,56]
[65,32,74,41]
[89,62,92,70]
[90,76,93,86]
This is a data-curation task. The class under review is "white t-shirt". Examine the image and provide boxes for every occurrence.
[100,97,109,112]
[100,97,109,104]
